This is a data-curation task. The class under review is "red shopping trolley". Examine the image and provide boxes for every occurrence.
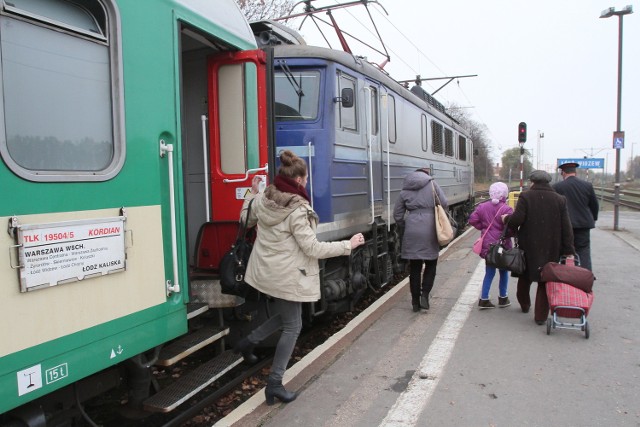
[540,256,595,339]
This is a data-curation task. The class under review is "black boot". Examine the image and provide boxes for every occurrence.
[420,294,429,310]
[233,337,258,365]
[265,379,297,405]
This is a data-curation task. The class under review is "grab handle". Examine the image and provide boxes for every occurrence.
[223,164,269,183]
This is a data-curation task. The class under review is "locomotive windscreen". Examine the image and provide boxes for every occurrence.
[274,69,321,121]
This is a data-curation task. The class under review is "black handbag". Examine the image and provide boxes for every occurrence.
[485,225,526,275]
[219,200,260,301]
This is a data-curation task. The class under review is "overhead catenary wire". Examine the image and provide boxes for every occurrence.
[290,1,506,153]
[294,1,469,102]
[354,3,508,151]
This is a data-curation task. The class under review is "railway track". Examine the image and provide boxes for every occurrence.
[595,186,640,199]
[599,194,640,210]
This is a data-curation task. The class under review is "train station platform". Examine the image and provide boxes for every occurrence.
[215,211,640,427]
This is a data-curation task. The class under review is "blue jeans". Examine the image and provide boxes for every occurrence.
[481,263,509,300]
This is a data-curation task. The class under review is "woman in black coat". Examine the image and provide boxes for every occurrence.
[502,170,575,324]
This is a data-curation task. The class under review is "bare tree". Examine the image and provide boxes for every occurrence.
[236,0,296,21]
[448,104,493,183]
[500,147,533,185]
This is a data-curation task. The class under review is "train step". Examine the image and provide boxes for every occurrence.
[155,325,229,367]
[187,302,210,319]
[143,350,243,413]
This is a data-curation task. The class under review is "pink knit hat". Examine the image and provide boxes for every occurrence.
[489,182,509,204]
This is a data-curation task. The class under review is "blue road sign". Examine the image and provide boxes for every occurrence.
[557,158,605,169]
[613,131,625,149]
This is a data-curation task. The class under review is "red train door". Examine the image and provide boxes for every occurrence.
[196,50,269,269]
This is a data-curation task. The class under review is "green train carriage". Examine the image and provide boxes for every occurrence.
[0,0,270,424]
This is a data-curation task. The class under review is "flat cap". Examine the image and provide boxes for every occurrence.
[558,162,579,171]
[529,170,552,183]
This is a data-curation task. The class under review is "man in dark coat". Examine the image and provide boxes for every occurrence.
[553,162,599,271]
[502,170,575,324]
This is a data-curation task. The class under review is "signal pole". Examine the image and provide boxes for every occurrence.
[518,122,527,191]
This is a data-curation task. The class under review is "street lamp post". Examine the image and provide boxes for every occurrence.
[600,5,633,231]
[536,131,544,170]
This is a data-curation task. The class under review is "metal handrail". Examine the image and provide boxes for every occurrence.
[160,139,180,295]
[222,164,269,183]
[308,141,314,208]
[201,115,211,222]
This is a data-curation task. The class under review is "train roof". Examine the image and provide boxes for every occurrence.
[173,0,257,49]
[272,44,469,136]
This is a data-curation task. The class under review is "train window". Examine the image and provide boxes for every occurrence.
[338,73,357,131]
[431,121,443,154]
[421,115,428,152]
[0,0,124,182]
[274,69,320,121]
[444,128,454,157]
[388,94,397,143]
[3,0,106,39]
[369,86,378,136]
[458,135,467,161]
[218,62,261,174]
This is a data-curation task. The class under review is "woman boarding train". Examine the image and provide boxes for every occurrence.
[235,150,365,405]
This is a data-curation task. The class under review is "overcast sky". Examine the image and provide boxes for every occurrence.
[287,0,640,174]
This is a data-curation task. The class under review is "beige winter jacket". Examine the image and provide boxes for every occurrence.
[240,185,352,302]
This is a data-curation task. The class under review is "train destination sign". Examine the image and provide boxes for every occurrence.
[14,216,127,292]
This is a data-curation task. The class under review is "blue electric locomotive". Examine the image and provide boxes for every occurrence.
[257,30,475,317]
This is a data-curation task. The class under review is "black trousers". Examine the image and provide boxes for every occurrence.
[573,228,592,271]
[516,277,548,321]
[409,259,438,303]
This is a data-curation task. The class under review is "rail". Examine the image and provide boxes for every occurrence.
[599,194,640,210]
[595,186,640,200]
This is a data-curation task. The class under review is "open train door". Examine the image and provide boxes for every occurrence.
[195,49,270,270]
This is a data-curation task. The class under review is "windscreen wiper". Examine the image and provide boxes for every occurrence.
[277,59,305,99]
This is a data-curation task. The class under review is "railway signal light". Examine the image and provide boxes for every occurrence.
[518,122,527,143]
